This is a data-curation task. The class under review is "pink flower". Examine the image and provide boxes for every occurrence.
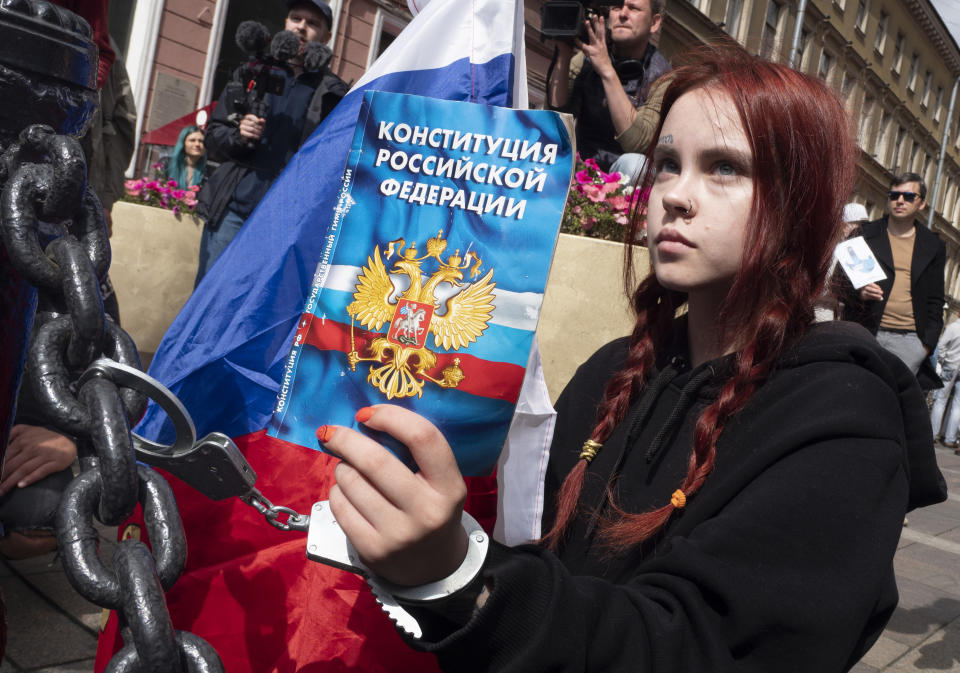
[608,195,628,211]
[124,179,142,197]
[582,216,597,230]
[582,184,606,203]
[601,182,621,197]
[614,213,628,225]
[584,158,599,170]
[602,171,621,183]
[167,179,178,188]
[172,189,187,200]
[575,170,594,185]
[572,205,582,215]
[152,162,163,171]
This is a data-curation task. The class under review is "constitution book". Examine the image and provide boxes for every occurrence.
[268,91,574,475]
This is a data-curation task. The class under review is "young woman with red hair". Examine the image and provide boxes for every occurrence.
[317,44,946,671]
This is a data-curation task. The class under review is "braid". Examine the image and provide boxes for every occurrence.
[596,266,814,551]
[541,278,681,550]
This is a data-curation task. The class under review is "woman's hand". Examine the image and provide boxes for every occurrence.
[322,405,469,587]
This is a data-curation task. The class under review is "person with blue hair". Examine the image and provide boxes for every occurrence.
[160,125,207,188]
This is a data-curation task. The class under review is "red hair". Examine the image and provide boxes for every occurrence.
[543,43,857,551]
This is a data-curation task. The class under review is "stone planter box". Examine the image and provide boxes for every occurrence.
[108,201,202,355]
[537,233,649,402]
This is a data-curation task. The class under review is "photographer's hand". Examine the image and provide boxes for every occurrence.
[238,114,265,142]
[576,14,638,136]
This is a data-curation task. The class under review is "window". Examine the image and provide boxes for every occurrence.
[841,72,855,97]
[909,141,920,171]
[875,109,890,155]
[798,28,811,65]
[921,71,932,107]
[935,86,944,122]
[874,11,888,53]
[907,53,919,90]
[366,10,408,69]
[892,33,904,73]
[818,51,834,82]
[761,1,782,59]
[855,0,868,32]
[724,0,744,38]
[894,126,906,165]
[858,96,875,147]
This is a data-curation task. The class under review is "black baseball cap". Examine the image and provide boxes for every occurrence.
[286,0,333,28]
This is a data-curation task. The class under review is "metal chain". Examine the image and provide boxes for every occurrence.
[0,125,224,672]
[240,489,310,532]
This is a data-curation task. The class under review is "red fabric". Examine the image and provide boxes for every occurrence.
[95,430,498,673]
[52,0,114,88]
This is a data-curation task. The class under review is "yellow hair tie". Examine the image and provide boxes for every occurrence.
[670,489,687,509]
[579,439,602,463]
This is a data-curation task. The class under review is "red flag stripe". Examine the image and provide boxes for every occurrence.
[298,316,525,403]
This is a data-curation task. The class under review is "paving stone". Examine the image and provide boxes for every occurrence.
[906,508,960,536]
[851,662,881,673]
[26,571,100,633]
[885,625,960,671]
[884,576,960,647]
[860,634,911,668]
[0,574,96,669]
[895,546,960,594]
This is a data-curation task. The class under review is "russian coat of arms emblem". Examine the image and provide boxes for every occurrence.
[346,231,496,399]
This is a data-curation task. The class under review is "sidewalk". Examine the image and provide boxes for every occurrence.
[855,441,960,672]
[3,444,960,672]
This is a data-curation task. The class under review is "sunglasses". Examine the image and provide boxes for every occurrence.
[888,190,921,203]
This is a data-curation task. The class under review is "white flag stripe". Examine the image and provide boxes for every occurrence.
[322,264,543,331]
[354,0,521,91]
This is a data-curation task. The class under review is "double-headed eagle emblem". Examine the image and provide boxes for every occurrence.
[346,231,496,399]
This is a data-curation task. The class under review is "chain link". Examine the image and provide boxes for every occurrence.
[240,489,311,532]
[0,125,223,672]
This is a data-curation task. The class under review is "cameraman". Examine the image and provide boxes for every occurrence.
[195,0,348,284]
[546,0,670,179]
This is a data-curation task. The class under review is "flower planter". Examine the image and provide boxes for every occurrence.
[108,201,202,354]
[537,233,649,402]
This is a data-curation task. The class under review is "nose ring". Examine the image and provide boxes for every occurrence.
[680,199,693,216]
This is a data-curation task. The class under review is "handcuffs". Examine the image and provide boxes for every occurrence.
[81,359,490,639]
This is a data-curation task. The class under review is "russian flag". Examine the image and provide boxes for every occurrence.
[96,2,533,672]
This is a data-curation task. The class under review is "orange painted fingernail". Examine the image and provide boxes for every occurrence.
[355,407,374,423]
[316,425,335,443]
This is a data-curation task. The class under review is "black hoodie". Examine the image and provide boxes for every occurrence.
[415,320,946,672]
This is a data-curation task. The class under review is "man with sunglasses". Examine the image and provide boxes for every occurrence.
[843,172,946,388]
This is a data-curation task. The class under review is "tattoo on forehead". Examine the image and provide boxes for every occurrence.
[658,134,674,144]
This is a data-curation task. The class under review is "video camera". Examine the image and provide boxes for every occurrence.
[540,1,618,41]
[226,21,333,146]
[229,22,298,122]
